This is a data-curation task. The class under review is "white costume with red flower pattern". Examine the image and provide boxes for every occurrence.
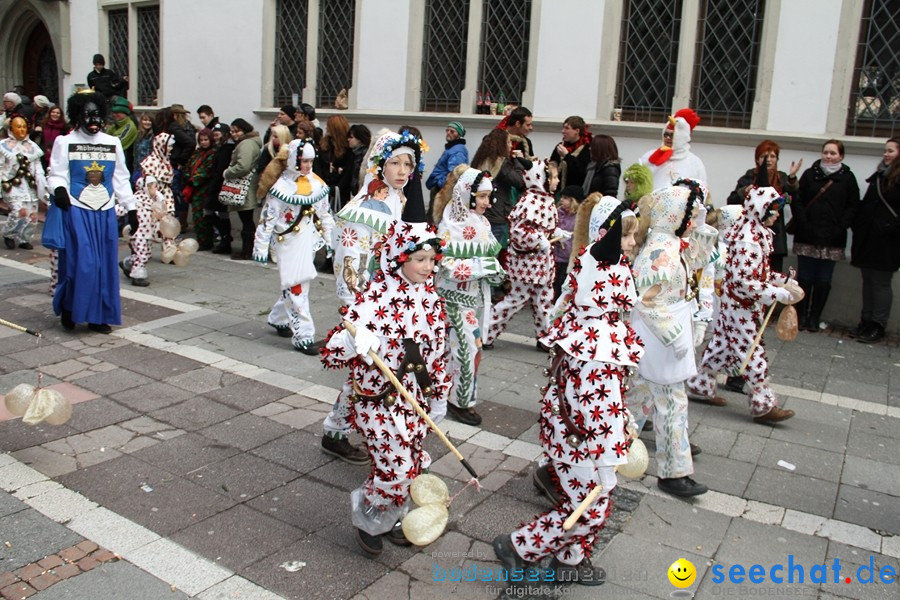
[484,161,559,344]
[687,188,789,415]
[437,168,505,413]
[254,140,334,349]
[0,130,46,246]
[626,184,717,479]
[512,219,643,566]
[321,221,451,536]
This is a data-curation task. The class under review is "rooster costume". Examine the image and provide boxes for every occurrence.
[639,109,707,191]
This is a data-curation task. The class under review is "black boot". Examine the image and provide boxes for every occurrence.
[231,230,253,260]
[795,280,814,330]
[211,217,233,254]
[848,320,873,338]
[857,322,885,344]
[806,282,830,332]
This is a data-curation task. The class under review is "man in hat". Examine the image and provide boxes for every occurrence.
[106,97,138,171]
[425,121,468,209]
[639,108,707,191]
[87,54,128,102]
[266,105,298,142]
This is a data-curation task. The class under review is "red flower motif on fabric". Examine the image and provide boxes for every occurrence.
[339,227,358,247]
[453,263,472,281]
[462,225,477,240]
[465,310,478,326]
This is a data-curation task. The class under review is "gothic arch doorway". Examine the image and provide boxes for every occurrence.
[23,21,58,105]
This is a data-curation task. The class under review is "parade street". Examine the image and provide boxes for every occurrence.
[1,242,899,600]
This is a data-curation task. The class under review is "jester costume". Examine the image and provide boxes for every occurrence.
[1,115,47,248]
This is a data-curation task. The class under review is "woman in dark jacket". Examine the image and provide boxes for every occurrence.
[792,139,859,332]
[473,128,531,248]
[726,139,801,273]
[314,115,353,209]
[207,124,236,254]
[347,124,371,196]
[849,137,900,343]
[582,134,622,198]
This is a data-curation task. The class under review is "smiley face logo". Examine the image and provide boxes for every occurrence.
[668,558,696,588]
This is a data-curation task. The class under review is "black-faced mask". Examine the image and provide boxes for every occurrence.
[80,102,104,135]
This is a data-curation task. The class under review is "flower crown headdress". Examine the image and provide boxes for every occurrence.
[367,131,429,177]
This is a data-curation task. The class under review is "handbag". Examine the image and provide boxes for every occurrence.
[218,170,254,207]
[786,180,832,235]
[41,202,65,250]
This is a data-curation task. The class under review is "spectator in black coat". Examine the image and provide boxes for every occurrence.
[582,134,622,198]
[550,116,592,191]
[87,54,128,101]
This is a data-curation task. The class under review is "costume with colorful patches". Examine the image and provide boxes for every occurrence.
[254,139,334,352]
[320,221,451,543]
[484,160,561,344]
[509,199,642,568]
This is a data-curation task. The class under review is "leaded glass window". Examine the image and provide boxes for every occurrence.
[615,0,682,123]
[107,9,129,79]
[317,0,356,108]
[421,0,470,112]
[847,0,899,137]
[691,0,766,129]
[478,0,531,106]
[274,0,309,106]
[137,6,159,106]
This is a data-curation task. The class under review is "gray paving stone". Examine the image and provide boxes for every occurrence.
[846,430,900,466]
[686,423,738,457]
[110,381,196,412]
[0,508,83,570]
[623,494,730,558]
[250,430,335,475]
[842,455,900,496]
[745,466,839,518]
[241,533,391,600]
[34,556,191,600]
[72,368,154,396]
[202,379,293,411]
[171,504,305,571]
[0,368,61,392]
[850,412,900,439]
[189,452,298,502]
[65,397,139,432]
[477,401,538,440]
[454,493,546,544]
[147,321,214,342]
[149,396,242,431]
[131,432,241,476]
[305,456,368,492]
[164,366,233,394]
[0,354,25,375]
[7,344,82,369]
[248,477,344,533]
[824,378,888,403]
[57,453,175,506]
[321,520,419,570]
[758,438,844,483]
[125,353,207,380]
[91,343,169,367]
[834,485,900,537]
[200,413,294,451]
[687,453,756,497]
[0,489,26,518]
[0,418,79,452]
[728,432,768,463]
[768,415,850,452]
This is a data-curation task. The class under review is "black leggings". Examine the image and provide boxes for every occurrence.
[236,209,254,235]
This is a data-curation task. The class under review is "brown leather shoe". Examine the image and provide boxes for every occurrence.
[753,407,795,424]
[687,393,728,407]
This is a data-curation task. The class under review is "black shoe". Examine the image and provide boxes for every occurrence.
[492,534,524,573]
[848,321,872,339]
[447,403,482,426]
[536,341,550,353]
[88,323,112,334]
[294,339,323,356]
[275,327,292,338]
[18,242,33,250]
[355,527,383,556]
[657,476,708,497]
[857,323,885,344]
[321,435,369,465]
[211,237,233,254]
[131,277,149,287]
[532,464,564,504]
[723,376,745,394]
[3,237,14,249]
[318,257,334,273]
[481,342,494,350]
[690,443,702,457]
[61,309,75,331]
[118,260,132,277]
[385,521,411,547]
[548,556,606,587]
[642,419,653,432]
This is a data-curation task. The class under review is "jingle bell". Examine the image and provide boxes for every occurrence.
[566,434,581,448]
[406,364,415,372]
[550,405,560,416]
[293,225,300,231]
[384,395,395,407]
[424,386,432,395]
[11,178,20,186]
[277,235,284,242]
[415,364,424,373]
[1,182,10,192]
[543,368,551,377]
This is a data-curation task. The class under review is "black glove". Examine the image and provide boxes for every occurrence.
[54,187,70,211]
[127,210,139,233]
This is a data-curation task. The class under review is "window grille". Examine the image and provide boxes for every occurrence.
[615,0,683,123]
[38,46,59,105]
[107,8,129,80]
[691,0,766,129]
[421,0,470,113]
[317,0,356,108]
[478,0,531,109]
[274,0,309,106]
[847,0,899,137]
[137,6,160,105]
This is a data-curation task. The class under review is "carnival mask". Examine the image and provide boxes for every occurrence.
[80,102,104,135]
[9,116,28,141]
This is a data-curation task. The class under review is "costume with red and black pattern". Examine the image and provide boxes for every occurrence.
[484,160,559,344]
[687,187,789,416]
[321,221,451,536]
[511,220,643,566]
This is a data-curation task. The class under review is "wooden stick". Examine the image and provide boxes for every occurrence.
[738,302,777,374]
[0,318,41,337]
[564,481,606,531]
[549,235,564,245]
[342,320,478,480]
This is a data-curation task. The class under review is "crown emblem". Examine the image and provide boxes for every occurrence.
[83,160,106,173]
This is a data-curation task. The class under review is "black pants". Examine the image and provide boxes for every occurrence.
[859,268,894,327]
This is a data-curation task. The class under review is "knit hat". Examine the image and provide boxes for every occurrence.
[111,97,131,115]
[33,95,50,109]
[3,92,21,106]
[560,185,585,202]
[280,105,297,119]
[447,121,465,137]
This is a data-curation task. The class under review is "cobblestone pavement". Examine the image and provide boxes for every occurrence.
[1,241,898,600]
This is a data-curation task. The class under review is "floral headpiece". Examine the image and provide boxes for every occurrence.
[367,130,429,177]
[379,221,446,274]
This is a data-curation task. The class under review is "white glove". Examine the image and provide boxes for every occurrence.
[672,330,692,359]
[537,236,551,252]
[553,228,573,241]
[353,326,380,365]
[772,287,793,304]
[692,321,709,349]
[695,204,708,227]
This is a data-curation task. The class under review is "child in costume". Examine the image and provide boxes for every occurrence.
[552,185,583,299]
[686,171,803,423]
[483,160,567,349]
[626,179,718,498]
[622,162,653,209]
[119,132,177,287]
[436,167,505,426]
[320,221,450,557]
[493,198,643,591]
[1,114,47,250]
[322,129,427,464]
[253,139,334,354]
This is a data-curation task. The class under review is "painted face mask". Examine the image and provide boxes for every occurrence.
[81,102,104,135]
